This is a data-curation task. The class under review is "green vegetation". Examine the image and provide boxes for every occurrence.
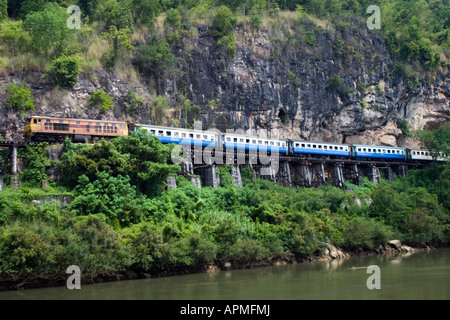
[416,123,450,158]
[48,55,80,87]
[88,89,114,112]
[397,118,413,137]
[326,74,343,92]
[0,132,448,283]
[4,82,34,115]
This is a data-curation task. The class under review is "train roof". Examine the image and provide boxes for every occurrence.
[353,144,406,149]
[29,116,128,124]
[291,140,350,146]
[136,124,220,134]
[222,132,287,141]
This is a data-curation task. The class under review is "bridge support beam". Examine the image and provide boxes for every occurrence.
[167,176,177,190]
[231,165,243,188]
[379,167,394,182]
[344,163,361,185]
[191,176,201,188]
[394,165,408,178]
[312,163,326,186]
[261,162,277,183]
[10,146,19,189]
[198,165,221,188]
[363,166,381,184]
[330,163,345,188]
[293,164,312,187]
[182,160,194,176]
[278,161,292,187]
[11,145,17,176]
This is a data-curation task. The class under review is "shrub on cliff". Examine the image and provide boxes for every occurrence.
[5,82,34,116]
[48,55,80,87]
[88,89,114,112]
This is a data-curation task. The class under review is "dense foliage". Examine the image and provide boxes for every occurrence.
[4,82,34,114]
[0,133,448,281]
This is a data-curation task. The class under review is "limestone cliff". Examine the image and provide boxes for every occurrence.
[0,18,448,147]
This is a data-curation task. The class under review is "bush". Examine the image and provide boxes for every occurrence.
[165,8,181,29]
[217,33,236,58]
[18,143,51,186]
[341,217,392,250]
[69,172,148,228]
[212,5,236,39]
[88,89,114,112]
[48,55,80,87]
[5,83,35,115]
[397,118,412,137]
[326,75,343,92]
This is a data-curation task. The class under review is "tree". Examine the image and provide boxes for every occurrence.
[0,20,31,56]
[416,123,450,158]
[22,3,75,57]
[0,0,7,21]
[101,26,134,70]
[69,172,147,228]
[135,38,177,76]
[212,5,236,38]
[131,0,161,26]
[60,131,180,196]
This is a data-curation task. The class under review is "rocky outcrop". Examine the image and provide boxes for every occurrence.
[0,18,448,146]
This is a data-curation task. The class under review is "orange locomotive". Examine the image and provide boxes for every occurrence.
[25,116,129,142]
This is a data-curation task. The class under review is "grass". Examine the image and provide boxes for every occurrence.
[0,53,49,75]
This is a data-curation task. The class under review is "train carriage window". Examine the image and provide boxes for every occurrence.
[265,141,268,145]
[412,151,416,155]
[258,140,263,144]
[276,142,280,146]
[335,146,338,150]
[227,137,231,142]
[252,140,256,144]
[318,145,322,149]
[158,130,164,135]
[363,148,366,152]
[76,121,80,125]
[239,138,244,143]
[204,135,208,140]
[307,144,311,148]
[301,144,305,148]
[33,119,37,124]
[358,148,361,151]
[234,138,238,142]
[189,134,194,138]
[174,132,179,137]
[181,132,186,138]
[270,141,274,146]
[150,130,155,135]
[246,139,250,143]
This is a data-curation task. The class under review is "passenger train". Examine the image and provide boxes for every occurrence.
[24,116,446,162]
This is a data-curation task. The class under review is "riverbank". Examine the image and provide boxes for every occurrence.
[1,239,447,291]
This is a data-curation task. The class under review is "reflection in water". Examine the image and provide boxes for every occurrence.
[0,248,448,300]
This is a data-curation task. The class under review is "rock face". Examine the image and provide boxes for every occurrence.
[0,18,448,146]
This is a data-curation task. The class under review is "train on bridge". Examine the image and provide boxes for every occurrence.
[24,116,446,162]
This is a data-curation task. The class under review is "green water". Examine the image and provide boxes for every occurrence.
[1,248,449,300]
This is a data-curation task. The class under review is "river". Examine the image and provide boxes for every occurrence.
[0,248,449,300]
